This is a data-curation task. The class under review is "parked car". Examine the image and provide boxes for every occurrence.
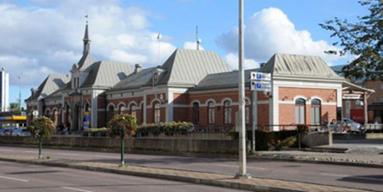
[0,128,4,136]
[342,118,362,133]
[10,127,31,136]
[1,128,11,136]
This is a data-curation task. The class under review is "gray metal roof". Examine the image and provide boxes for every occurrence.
[261,53,343,80]
[191,69,255,91]
[110,67,157,91]
[26,74,70,101]
[158,49,231,86]
[81,60,133,88]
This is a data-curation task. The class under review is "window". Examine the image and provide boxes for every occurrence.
[207,101,215,124]
[108,105,115,121]
[223,100,232,124]
[295,98,306,124]
[118,104,125,114]
[153,101,161,124]
[129,103,137,117]
[311,99,321,125]
[192,102,200,124]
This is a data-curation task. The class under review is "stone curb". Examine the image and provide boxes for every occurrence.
[0,157,364,192]
[250,154,383,169]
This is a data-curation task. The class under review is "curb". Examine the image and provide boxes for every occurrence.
[0,157,338,192]
[250,155,383,169]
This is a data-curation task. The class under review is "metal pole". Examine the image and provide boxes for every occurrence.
[236,0,250,178]
[251,91,257,153]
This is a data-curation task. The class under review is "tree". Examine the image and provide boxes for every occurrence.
[107,114,137,166]
[27,117,55,159]
[320,0,383,81]
[9,103,21,113]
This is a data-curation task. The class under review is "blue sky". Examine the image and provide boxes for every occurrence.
[0,0,368,107]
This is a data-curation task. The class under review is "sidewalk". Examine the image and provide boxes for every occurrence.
[0,153,369,192]
[251,150,383,168]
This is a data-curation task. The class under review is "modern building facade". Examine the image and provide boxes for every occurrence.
[26,24,374,132]
[0,68,9,112]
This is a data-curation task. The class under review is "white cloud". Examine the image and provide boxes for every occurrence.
[224,53,259,70]
[183,41,204,50]
[0,1,176,87]
[217,7,341,65]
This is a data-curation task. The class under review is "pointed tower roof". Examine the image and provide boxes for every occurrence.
[78,16,92,70]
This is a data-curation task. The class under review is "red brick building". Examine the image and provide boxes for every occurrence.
[26,24,372,132]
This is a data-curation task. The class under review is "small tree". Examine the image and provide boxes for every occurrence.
[107,114,137,166]
[27,117,55,159]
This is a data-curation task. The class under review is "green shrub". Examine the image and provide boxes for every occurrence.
[136,121,193,137]
[82,127,108,137]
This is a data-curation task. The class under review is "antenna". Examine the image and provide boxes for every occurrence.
[195,25,200,50]
[85,15,88,24]
[157,32,161,66]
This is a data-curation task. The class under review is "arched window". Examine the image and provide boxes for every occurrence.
[129,103,137,118]
[192,102,200,124]
[311,99,321,125]
[295,98,306,124]
[207,101,215,124]
[117,104,126,114]
[223,100,232,124]
[153,101,161,124]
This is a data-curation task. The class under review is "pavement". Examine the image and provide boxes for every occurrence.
[0,146,382,192]
[0,161,243,192]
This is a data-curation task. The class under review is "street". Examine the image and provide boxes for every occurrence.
[0,161,243,192]
[0,146,382,191]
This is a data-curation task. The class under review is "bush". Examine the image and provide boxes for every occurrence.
[228,129,300,151]
[136,122,193,137]
[82,128,108,137]
[107,114,137,138]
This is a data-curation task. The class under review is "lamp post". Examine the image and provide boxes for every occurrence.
[236,0,250,179]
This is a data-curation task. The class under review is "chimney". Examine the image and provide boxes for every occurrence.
[134,64,142,74]
[31,88,36,95]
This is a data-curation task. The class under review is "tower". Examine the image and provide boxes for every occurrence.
[0,67,9,112]
[83,15,90,56]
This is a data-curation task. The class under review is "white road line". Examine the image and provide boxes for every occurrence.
[319,172,349,177]
[62,186,93,192]
[0,175,29,182]
[214,163,267,170]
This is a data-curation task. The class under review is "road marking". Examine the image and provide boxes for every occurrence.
[319,172,349,177]
[0,175,29,182]
[62,186,93,192]
[214,163,267,170]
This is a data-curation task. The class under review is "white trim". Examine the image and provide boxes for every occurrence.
[167,90,173,121]
[309,96,323,103]
[190,100,201,106]
[205,98,217,106]
[279,100,336,105]
[127,101,138,109]
[189,88,239,94]
[293,95,308,103]
[150,98,162,106]
[272,83,279,131]
[220,97,233,106]
[117,102,126,108]
[336,87,342,107]
[107,103,116,111]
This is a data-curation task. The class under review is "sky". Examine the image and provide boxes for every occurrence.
[0,0,369,107]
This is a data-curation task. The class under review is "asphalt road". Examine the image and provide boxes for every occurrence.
[0,161,244,192]
[0,146,382,191]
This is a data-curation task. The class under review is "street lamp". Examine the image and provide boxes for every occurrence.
[236,0,250,179]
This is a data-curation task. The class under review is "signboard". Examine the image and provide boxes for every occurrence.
[250,72,271,81]
[343,93,361,100]
[32,110,39,117]
[250,81,271,91]
[250,72,271,91]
